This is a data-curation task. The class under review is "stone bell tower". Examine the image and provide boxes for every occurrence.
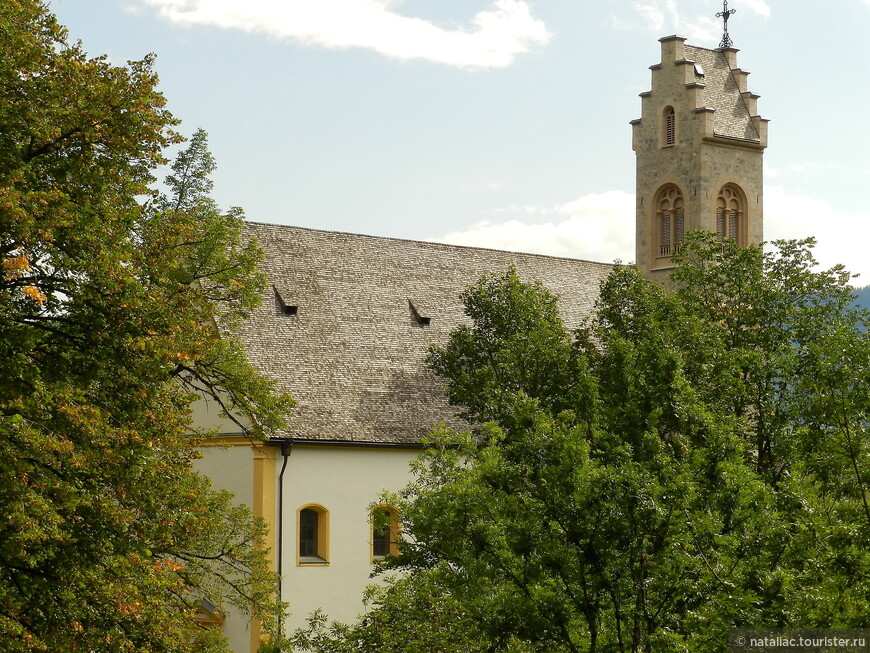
[630,34,769,281]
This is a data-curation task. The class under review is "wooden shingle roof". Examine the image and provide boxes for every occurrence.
[237,222,612,445]
[684,45,760,142]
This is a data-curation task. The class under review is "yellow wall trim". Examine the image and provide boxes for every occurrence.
[250,445,277,652]
[199,435,263,448]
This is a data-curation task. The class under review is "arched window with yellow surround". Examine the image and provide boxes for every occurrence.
[370,505,399,561]
[654,185,685,260]
[297,504,329,565]
[662,106,676,146]
[716,184,745,245]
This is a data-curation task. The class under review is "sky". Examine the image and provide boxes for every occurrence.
[51,0,870,284]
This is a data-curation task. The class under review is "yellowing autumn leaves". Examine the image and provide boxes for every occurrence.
[2,253,47,304]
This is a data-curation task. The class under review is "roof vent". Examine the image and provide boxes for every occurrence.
[408,299,431,326]
[273,286,298,316]
[694,62,705,77]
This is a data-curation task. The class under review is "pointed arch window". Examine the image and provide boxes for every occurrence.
[656,185,685,259]
[716,185,744,245]
[662,106,676,146]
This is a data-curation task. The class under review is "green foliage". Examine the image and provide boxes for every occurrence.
[292,572,531,653]
[311,233,870,652]
[0,2,291,651]
[427,265,581,425]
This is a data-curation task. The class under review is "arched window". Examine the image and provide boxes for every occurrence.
[662,106,676,146]
[297,504,329,565]
[655,185,685,259]
[371,505,399,560]
[716,185,744,244]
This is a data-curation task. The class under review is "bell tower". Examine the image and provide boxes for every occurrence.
[630,34,769,281]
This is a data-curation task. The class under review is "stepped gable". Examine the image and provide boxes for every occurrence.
[237,222,612,445]
[683,45,759,142]
[631,36,768,280]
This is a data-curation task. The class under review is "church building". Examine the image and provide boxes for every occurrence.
[194,31,768,653]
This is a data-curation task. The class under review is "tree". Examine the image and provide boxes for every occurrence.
[1,3,291,651]
[301,235,870,652]
[291,571,514,653]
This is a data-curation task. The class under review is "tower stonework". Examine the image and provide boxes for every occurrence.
[631,35,768,281]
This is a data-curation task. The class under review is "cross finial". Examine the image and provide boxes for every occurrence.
[716,0,736,48]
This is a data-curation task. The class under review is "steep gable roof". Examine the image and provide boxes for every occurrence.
[236,222,612,445]
[685,45,760,142]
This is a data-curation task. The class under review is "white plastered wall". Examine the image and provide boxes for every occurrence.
[194,445,257,653]
[279,446,419,633]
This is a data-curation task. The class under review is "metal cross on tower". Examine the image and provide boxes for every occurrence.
[716,0,736,48]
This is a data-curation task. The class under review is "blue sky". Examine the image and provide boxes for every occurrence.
[52,0,870,283]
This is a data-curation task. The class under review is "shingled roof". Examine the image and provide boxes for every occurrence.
[236,222,612,445]
[684,45,760,142]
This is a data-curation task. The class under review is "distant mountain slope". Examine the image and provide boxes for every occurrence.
[854,285,870,311]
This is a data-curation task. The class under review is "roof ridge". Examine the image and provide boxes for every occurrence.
[243,219,614,268]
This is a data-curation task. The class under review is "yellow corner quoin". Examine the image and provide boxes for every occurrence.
[251,444,277,652]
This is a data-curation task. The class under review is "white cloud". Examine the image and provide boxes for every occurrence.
[764,185,869,284]
[786,161,840,174]
[740,0,772,18]
[430,187,869,285]
[136,0,551,68]
[613,0,770,43]
[430,190,635,263]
